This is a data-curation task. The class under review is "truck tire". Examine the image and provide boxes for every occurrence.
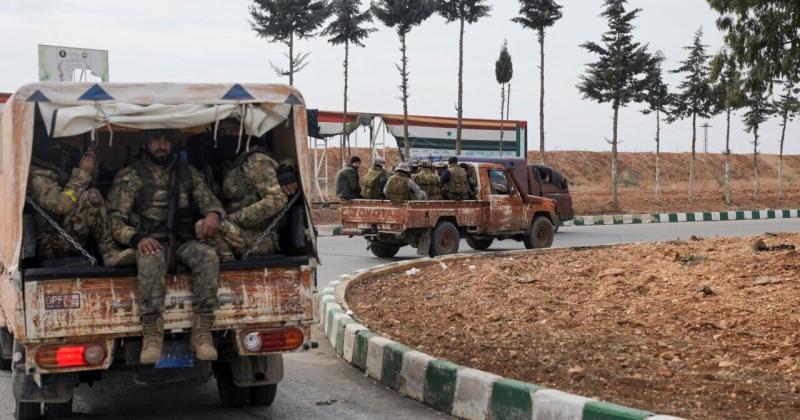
[15,401,40,420]
[44,400,72,418]
[249,383,277,406]
[214,362,249,408]
[466,237,493,251]
[524,216,554,249]
[369,243,400,258]
[429,221,460,257]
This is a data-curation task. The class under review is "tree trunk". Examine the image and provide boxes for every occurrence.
[611,104,619,208]
[753,123,760,199]
[724,108,731,205]
[538,29,546,165]
[341,41,349,167]
[289,32,294,86]
[499,83,505,157]
[689,112,697,203]
[400,32,410,161]
[506,82,512,122]
[655,110,661,201]
[779,111,788,200]
[455,17,465,156]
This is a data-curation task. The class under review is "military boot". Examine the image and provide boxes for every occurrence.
[102,248,136,267]
[139,314,164,365]
[191,313,218,361]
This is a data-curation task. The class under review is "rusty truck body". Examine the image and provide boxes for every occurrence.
[0,83,318,418]
[340,163,558,257]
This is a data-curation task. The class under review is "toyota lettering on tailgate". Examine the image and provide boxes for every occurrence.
[45,294,81,310]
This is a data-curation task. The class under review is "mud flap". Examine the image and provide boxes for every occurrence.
[13,368,73,403]
[416,230,432,256]
[230,354,283,387]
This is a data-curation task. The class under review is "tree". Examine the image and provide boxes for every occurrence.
[710,50,747,204]
[324,0,376,166]
[742,79,772,199]
[668,28,714,204]
[249,0,331,85]
[495,40,513,157]
[577,0,654,209]
[513,0,563,164]
[641,51,670,201]
[772,80,799,199]
[372,0,437,160]
[438,0,491,156]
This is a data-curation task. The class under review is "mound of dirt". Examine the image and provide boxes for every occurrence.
[347,234,800,419]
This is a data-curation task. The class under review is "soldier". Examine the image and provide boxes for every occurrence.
[360,158,389,199]
[412,161,441,200]
[383,162,426,204]
[28,141,134,266]
[439,156,470,200]
[107,129,225,364]
[335,156,362,200]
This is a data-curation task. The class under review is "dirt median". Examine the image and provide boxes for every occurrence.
[347,235,800,419]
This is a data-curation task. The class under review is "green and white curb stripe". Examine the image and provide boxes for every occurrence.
[322,255,687,420]
[571,208,800,226]
[317,225,344,236]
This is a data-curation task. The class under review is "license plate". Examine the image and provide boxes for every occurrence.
[155,340,195,369]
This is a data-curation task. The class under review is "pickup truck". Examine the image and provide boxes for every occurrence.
[340,162,558,258]
[0,83,318,419]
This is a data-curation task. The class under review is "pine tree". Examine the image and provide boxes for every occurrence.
[668,28,714,204]
[513,0,563,165]
[742,79,772,200]
[324,0,376,166]
[577,0,654,209]
[372,0,437,161]
[772,80,799,199]
[495,40,513,156]
[641,51,670,201]
[249,0,331,85]
[710,50,747,204]
[438,0,491,156]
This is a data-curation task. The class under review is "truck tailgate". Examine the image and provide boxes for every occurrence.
[340,202,408,230]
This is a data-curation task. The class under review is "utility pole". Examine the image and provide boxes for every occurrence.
[701,123,712,153]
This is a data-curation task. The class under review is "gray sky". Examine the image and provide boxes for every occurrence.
[1,0,797,154]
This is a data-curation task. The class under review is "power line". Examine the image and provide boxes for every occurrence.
[700,123,712,153]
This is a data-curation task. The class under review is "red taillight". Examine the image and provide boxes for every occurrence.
[35,343,106,369]
[242,328,304,353]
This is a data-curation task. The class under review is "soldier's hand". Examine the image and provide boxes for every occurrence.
[137,238,163,256]
[202,212,221,237]
[277,165,298,195]
[79,148,96,173]
[281,182,298,195]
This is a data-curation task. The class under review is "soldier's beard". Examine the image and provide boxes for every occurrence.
[145,150,175,166]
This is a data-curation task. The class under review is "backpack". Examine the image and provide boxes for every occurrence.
[361,167,385,199]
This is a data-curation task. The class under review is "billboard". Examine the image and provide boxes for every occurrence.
[38,44,109,82]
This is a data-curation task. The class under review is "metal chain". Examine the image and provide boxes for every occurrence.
[242,193,302,261]
[25,197,98,266]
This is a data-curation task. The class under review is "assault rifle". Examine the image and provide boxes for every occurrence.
[164,152,183,273]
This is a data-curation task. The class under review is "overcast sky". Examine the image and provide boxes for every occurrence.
[2,0,797,154]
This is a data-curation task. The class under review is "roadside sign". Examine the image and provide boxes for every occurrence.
[38,44,109,82]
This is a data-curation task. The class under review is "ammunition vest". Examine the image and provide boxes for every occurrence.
[446,164,469,199]
[361,167,386,199]
[412,170,441,200]
[131,159,197,240]
[386,173,413,205]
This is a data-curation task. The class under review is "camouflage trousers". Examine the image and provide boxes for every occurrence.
[36,188,117,260]
[136,240,220,316]
[200,219,278,260]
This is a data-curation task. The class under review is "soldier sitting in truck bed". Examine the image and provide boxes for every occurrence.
[384,162,427,204]
[439,156,470,200]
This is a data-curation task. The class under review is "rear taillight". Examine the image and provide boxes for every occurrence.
[35,343,106,369]
[242,328,304,353]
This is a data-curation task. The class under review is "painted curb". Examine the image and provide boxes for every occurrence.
[569,208,798,227]
[322,254,687,420]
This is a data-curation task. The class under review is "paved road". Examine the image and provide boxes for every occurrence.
[1,219,798,419]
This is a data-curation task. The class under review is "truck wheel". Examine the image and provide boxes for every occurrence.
[249,384,278,406]
[524,217,554,249]
[44,400,72,418]
[214,362,249,408]
[15,401,40,420]
[466,237,493,251]
[429,221,460,257]
[369,243,400,258]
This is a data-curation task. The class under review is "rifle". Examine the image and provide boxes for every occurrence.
[164,153,182,273]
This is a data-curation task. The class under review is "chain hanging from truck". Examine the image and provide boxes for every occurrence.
[242,193,302,261]
[24,196,98,266]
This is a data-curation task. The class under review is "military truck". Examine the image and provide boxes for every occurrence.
[0,83,318,418]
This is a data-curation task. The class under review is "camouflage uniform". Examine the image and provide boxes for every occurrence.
[412,168,441,200]
[216,147,288,257]
[28,159,119,262]
[361,166,388,199]
[107,155,225,316]
[383,170,426,205]
[441,163,470,201]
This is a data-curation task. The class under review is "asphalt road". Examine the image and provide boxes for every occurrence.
[1,219,798,419]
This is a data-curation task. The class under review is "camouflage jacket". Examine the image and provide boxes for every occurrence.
[222,149,288,229]
[107,156,225,245]
[28,162,92,220]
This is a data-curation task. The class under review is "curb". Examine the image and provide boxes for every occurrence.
[321,253,687,420]
[570,208,800,226]
[317,225,343,237]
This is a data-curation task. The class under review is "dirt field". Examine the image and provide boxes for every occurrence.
[347,234,800,419]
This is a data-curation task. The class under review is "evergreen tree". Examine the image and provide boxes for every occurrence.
[324,0,376,165]
[668,28,714,204]
[710,50,747,204]
[513,0,563,164]
[641,51,670,201]
[372,0,437,160]
[742,81,771,200]
[438,0,491,156]
[495,40,513,156]
[772,80,799,199]
[577,0,654,209]
[249,0,331,85]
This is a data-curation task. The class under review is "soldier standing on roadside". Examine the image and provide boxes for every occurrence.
[383,162,427,204]
[107,129,225,365]
[412,161,441,200]
[439,156,470,200]
[360,158,389,199]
